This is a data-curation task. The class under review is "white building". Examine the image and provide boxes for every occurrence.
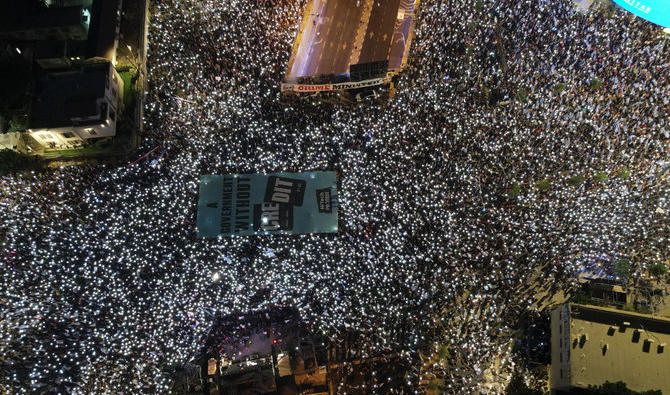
[27,60,123,150]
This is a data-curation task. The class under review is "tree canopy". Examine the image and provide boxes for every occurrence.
[570,381,662,395]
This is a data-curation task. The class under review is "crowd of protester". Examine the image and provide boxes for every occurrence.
[0,0,668,393]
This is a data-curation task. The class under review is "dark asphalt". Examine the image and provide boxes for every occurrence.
[358,0,401,64]
[290,0,413,78]
[296,0,363,77]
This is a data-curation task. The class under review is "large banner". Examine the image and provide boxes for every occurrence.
[613,0,670,28]
[280,77,392,93]
[197,172,338,238]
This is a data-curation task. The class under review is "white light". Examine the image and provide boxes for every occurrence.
[212,273,220,281]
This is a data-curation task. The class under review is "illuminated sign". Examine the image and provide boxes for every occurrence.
[613,0,670,28]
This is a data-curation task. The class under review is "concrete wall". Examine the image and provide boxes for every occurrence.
[550,305,572,391]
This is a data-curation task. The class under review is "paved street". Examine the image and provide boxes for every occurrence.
[287,0,416,79]
[288,0,364,78]
[357,0,401,64]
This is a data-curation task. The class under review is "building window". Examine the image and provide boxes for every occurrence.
[88,129,97,136]
[560,369,563,379]
[40,134,52,141]
[110,110,116,122]
[62,132,75,139]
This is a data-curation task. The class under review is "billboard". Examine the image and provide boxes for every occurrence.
[613,0,670,28]
[280,76,392,93]
[197,172,338,238]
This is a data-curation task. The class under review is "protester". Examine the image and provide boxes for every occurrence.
[0,0,667,393]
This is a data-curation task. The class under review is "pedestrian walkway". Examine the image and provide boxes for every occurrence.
[388,0,419,69]
[285,0,315,80]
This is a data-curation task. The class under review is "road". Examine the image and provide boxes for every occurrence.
[287,0,415,79]
[358,0,401,64]
[288,0,364,78]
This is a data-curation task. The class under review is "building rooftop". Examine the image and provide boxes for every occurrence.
[566,304,670,393]
[35,40,87,60]
[29,61,109,129]
[0,6,90,38]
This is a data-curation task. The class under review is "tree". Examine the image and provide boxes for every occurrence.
[588,77,603,91]
[516,86,529,103]
[573,381,662,395]
[648,263,667,278]
[427,378,442,392]
[612,260,630,281]
[617,167,631,179]
[506,372,542,395]
[594,171,608,183]
[571,290,592,305]
[536,178,551,192]
[553,83,567,94]
[568,175,585,187]
[7,116,27,133]
[0,149,42,175]
[507,183,521,199]
[437,345,449,360]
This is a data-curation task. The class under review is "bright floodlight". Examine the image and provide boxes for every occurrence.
[212,272,220,281]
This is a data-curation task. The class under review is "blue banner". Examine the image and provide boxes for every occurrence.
[197,172,338,237]
[613,0,670,28]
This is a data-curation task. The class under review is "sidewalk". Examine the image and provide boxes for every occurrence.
[285,0,316,81]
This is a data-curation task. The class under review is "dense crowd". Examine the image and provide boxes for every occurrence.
[0,0,668,393]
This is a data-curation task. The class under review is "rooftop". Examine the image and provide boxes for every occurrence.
[30,61,109,129]
[567,304,670,393]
